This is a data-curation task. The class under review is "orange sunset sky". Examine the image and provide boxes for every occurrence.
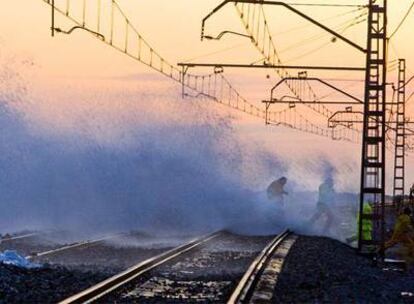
[1,0,414,193]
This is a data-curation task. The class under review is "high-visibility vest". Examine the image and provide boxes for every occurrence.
[359,204,373,241]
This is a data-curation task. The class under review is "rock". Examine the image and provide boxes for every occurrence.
[273,235,414,304]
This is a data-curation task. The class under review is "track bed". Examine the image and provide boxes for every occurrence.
[96,232,273,303]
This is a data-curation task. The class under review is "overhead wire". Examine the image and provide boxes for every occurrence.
[268,4,365,138]
[316,80,363,102]
[284,3,367,8]
[234,3,362,123]
[283,11,367,63]
[181,42,248,63]
[272,6,366,36]
[275,8,365,135]
[45,0,350,142]
[388,1,414,40]
[45,0,268,120]
[45,0,366,144]
[233,1,367,142]
[278,12,366,54]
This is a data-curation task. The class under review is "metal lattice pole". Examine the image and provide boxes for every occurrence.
[392,59,406,210]
[358,0,387,255]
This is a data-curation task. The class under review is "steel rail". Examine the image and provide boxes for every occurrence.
[26,233,123,260]
[227,229,291,304]
[59,231,223,304]
[0,232,40,242]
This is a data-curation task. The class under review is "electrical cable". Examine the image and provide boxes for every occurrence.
[388,1,414,40]
[272,6,366,36]
[182,43,247,63]
[285,3,367,8]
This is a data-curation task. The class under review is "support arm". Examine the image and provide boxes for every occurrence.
[270,77,364,103]
[202,0,367,53]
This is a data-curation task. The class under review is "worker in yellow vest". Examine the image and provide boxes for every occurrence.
[346,202,373,245]
[385,207,414,266]
[361,203,373,242]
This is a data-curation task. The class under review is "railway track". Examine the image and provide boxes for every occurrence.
[228,229,296,304]
[59,231,223,303]
[0,231,66,258]
[59,230,296,304]
[0,231,123,260]
[1,231,152,269]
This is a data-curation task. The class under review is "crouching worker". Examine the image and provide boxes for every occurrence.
[266,177,288,224]
[267,177,288,207]
[385,207,414,268]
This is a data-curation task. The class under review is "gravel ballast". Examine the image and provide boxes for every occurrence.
[0,263,109,303]
[273,235,414,303]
